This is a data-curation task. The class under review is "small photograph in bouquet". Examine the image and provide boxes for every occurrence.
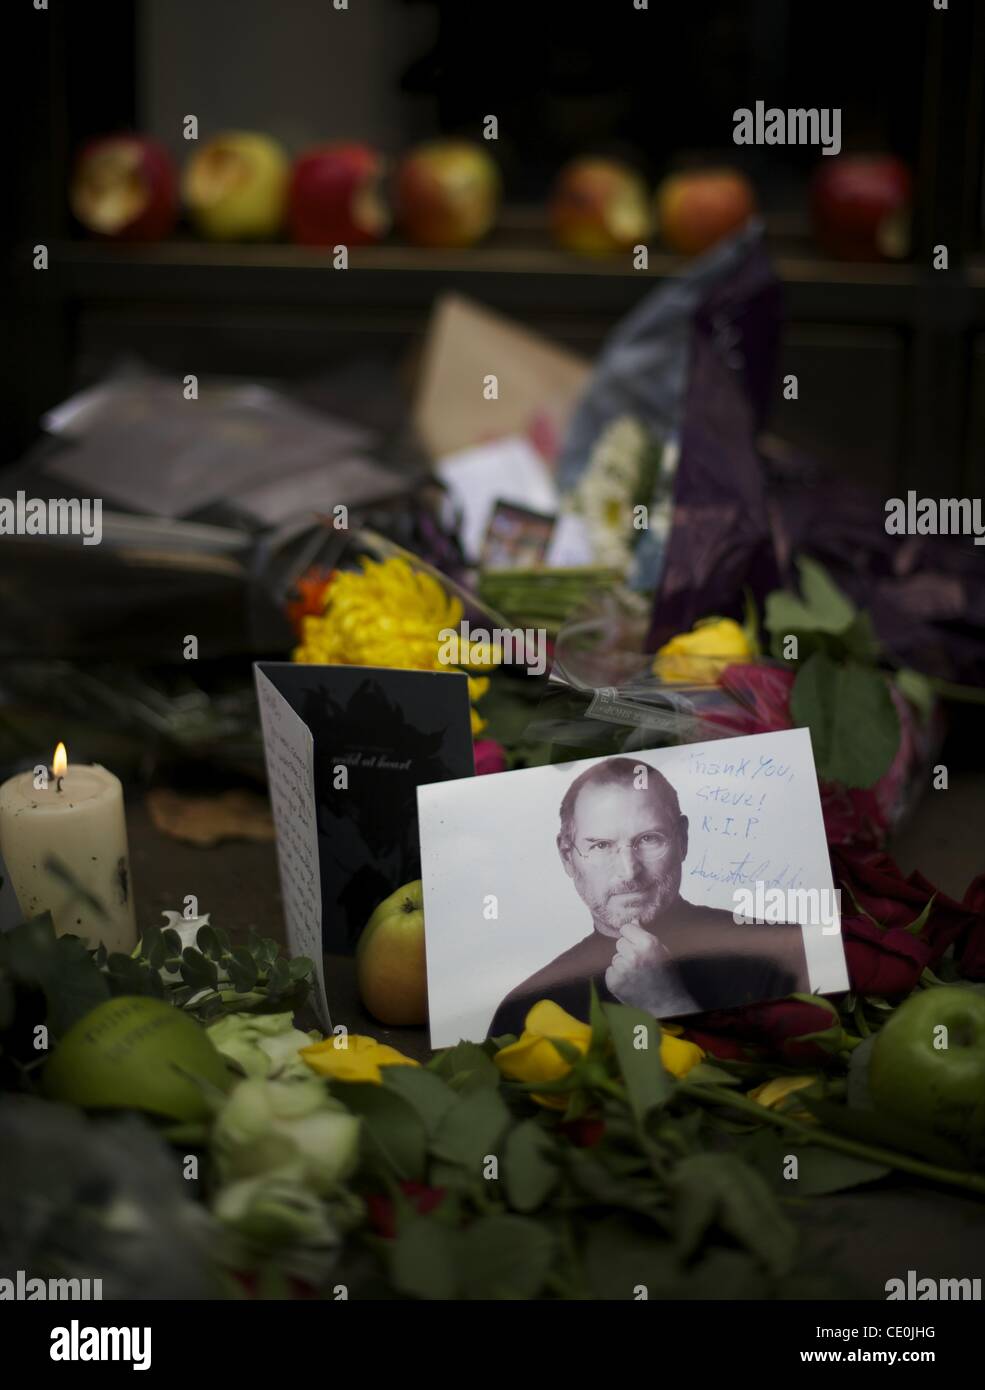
[479,500,556,570]
[419,727,848,1047]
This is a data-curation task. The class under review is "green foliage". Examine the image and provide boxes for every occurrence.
[790,651,900,788]
[0,905,313,1085]
[763,558,901,787]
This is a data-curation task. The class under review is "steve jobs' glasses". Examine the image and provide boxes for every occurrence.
[568,832,673,864]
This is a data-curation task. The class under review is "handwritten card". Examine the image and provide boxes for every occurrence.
[418,727,848,1047]
[255,663,476,1022]
[255,668,331,1029]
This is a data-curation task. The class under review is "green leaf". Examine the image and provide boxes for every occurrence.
[588,981,610,1051]
[139,925,162,957]
[388,1215,459,1300]
[429,1040,500,1092]
[583,1219,681,1300]
[740,1130,890,1195]
[765,556,856,642]
[180,948,218,993]
[802,1098,971,1171]
[670,1152,797,1276]
[226,947,258,993]
[162,929,182,955]
[287,955,313,981]
[903,894,936,936]
[332,1082,426,1182]
[267,958,291,994]
[0,915,110,1037]
[896,667,936,722]
[195,925,222,961]
[459,1215,556,1300]
[601,1003,671,1124]
[684,1061,743,1087]
[431,1088,511,1175]
[381,1066,456,1138]
[502,1120,559,1212]
[798,556,857,633]
[790,651,900,788]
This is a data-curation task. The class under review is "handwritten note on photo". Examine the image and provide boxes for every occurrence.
[419,727,848,1047]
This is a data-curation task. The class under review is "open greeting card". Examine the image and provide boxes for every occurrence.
[255,662,475,1027]
[418,726,849,1048]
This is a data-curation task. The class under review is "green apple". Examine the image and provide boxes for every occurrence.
[356,880,427,1026]
[869,986,985,1141]
[183,131,288,241]
[44,995,233,1121]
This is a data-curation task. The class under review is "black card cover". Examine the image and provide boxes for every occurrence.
[256,662,475,953]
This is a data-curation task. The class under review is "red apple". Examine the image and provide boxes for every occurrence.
[654,169,756,257]
[549,157,651,255]
[811,155,912,261]
[70,134,178,241]
[396,140,500,248]
[288,142,389,247]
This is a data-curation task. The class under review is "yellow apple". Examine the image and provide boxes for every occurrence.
[356,879,427,1026]
[184,131,289,241]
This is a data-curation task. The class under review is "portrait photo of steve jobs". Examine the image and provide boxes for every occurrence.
[489,757,811,1035]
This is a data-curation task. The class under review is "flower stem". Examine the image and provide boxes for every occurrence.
[681,1081,985,1198]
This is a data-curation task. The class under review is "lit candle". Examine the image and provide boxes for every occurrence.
[0,743,137,953]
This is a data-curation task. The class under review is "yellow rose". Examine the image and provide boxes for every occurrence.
[494,1001,592,1108]
[493,999,705,1108]
[652,617,756,685]
[658,1031,705,1079]
[300,1033,420,1085]
[747,1074,817,1123]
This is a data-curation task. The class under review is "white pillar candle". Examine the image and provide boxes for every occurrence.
[0,744,137,954]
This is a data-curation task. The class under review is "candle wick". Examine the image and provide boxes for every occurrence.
[55,775,64,794]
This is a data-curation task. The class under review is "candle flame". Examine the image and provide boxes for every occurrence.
[52,742,67,778]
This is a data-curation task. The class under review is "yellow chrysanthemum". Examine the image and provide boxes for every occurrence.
[292,557,489,729]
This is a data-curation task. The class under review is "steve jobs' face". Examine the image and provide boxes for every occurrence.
[559,779,688,938]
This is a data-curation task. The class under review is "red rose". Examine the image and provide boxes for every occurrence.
[684,997,838,1066]
[833,845,985,992]
[365,1180,446,1240]
[559,1117,606,1147]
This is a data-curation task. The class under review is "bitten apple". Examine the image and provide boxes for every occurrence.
[549,157,651,255]
[356,880,427,1026]
[183,131,289,241]
[288,142,389,247]
[396,140,500,248]
[70,134,178,241]
[654,169,756,256]
[811,154,912,261]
